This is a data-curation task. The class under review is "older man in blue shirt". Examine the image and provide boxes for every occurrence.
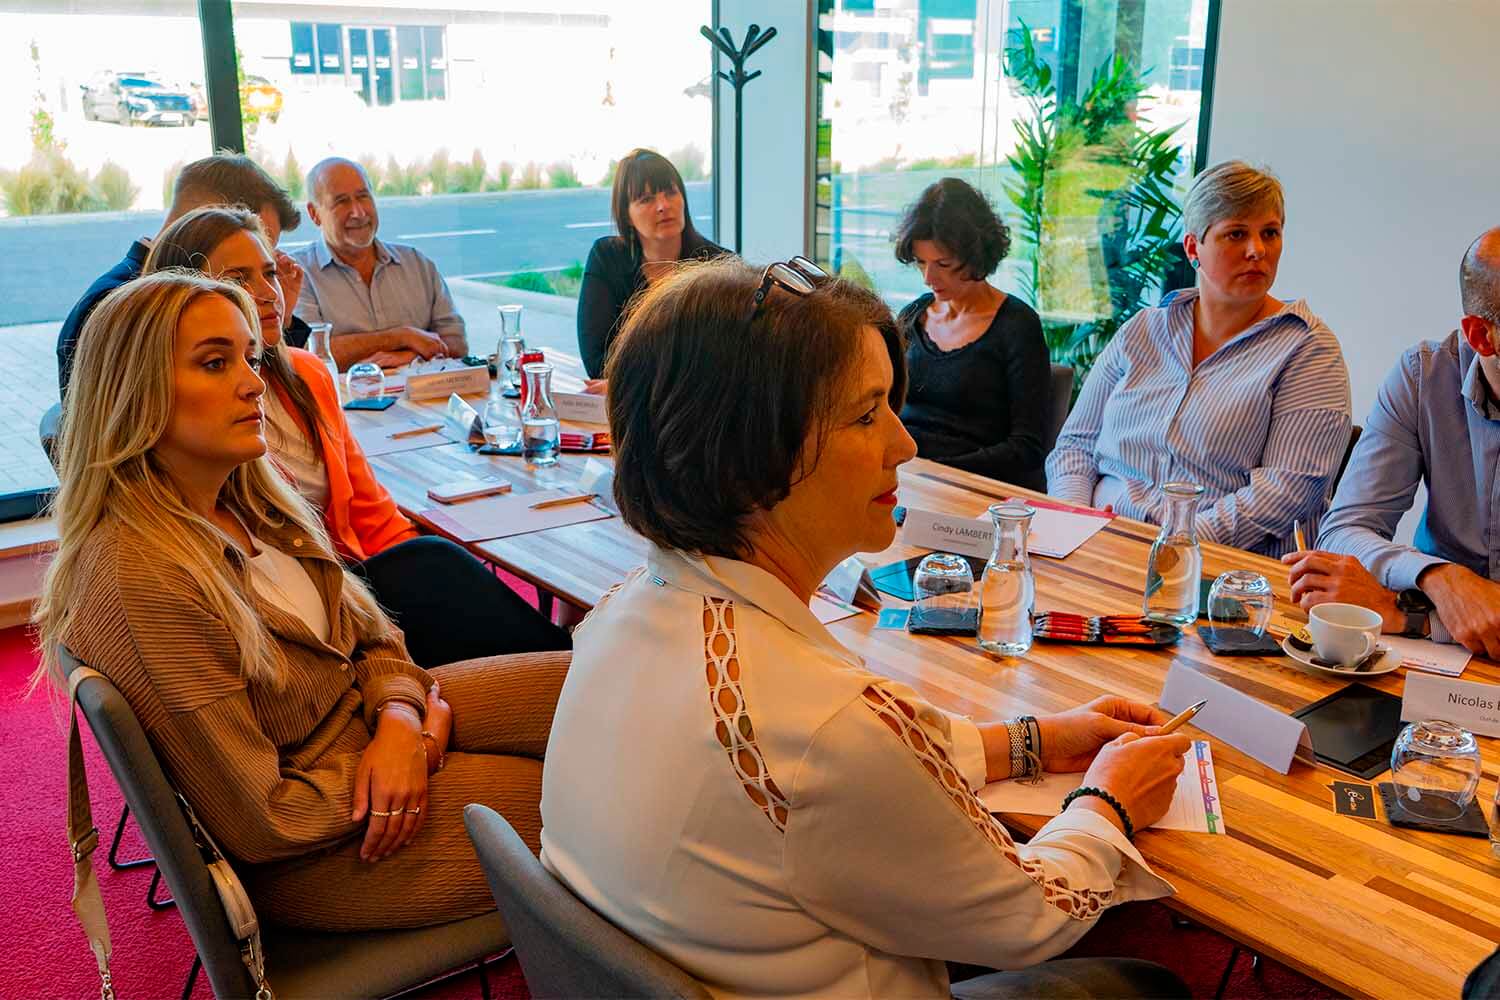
[292,157,467,370]
[1285,228,1500,658]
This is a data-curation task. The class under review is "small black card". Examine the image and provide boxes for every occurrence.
[1329,780,1377,819]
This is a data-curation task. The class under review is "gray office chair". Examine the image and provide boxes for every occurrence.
[1044,363,1075,452]
[39,402,62,468]
[464,804,710,1000]
[64,645,507,1000]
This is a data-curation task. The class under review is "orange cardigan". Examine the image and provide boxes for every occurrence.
[275,348,420,561]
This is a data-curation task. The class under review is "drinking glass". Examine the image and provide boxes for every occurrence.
[1490,780,1500,860]
[914,553,974,606]
[481,390,522,450]
[1207,570,1274,638]
[1390,720,1482,821]
[344,362,385,401]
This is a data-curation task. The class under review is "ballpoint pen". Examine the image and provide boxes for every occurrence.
[389,423,443,439]
[1293,519,1307,552]
[528,493,597,510]
[1159,699,1207,735]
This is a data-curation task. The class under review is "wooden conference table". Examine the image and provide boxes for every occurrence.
[360,359,1499,1000]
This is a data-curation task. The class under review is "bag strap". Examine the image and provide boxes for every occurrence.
[67,665,115,1000]
[65,664,275,1000]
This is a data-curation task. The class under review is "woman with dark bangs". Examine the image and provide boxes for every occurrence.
[576,148,726,382]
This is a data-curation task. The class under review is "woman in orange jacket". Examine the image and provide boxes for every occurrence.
[143,206,569,664]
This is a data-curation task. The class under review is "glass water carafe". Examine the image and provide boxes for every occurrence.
[520,362,560,466]
[978,501,1036,656]
[496,304,525,398]
[1144,481,1205,626]
[309,322,340,397]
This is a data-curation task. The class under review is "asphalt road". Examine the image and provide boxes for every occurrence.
[0,180,713,326]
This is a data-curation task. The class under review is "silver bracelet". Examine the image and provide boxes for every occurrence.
[1004,719,1043,784]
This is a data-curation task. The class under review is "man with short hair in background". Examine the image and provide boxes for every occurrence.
[291,157,467,370]
[56,152,307,395]
[1285,226,1500,659]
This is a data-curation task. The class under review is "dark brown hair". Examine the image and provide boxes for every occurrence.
[610,148,701,256]
[145,206,324,444]
[169,152,300,233]
[606,258,905,558]
[893,177,1011,280]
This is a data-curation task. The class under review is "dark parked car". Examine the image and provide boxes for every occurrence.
[80,73,194,126]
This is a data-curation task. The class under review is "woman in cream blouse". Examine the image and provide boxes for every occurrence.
[540,259,1192,999]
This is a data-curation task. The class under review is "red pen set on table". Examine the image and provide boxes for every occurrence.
[1032,611,1182,647]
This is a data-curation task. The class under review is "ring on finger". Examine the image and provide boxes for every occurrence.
[405,806,421,815]
[370,808,394,817]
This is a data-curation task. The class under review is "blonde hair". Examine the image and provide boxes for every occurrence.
[32,271,387,691]
[1183,160,1284,239]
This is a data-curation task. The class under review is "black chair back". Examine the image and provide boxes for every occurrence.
[1045,364,1075,452]
[464,804,710,1000]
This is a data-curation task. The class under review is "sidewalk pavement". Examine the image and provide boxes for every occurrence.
[0,284,580,498]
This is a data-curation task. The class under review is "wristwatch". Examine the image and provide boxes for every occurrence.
[1396,588,1434,638]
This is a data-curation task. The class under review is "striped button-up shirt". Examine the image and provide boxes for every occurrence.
[1046,289,1351,555]
[292,238,467,355]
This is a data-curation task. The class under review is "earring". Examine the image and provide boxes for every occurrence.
[1190,258,1200,269]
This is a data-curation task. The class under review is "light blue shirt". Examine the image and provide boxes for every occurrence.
[1317,333,1500,642]
[291,238,467,353]
[1046,289,1352,555]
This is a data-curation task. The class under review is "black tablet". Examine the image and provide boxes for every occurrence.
[1291,683,1405,780]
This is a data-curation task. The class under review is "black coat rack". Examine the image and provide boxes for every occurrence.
[700,22,779,253]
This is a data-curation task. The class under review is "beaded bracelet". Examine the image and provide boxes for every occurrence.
[1061,786,1134,839]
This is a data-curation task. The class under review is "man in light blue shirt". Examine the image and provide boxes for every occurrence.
[292,157,467,370]
[1285,228,1500,658]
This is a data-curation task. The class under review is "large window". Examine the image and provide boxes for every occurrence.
[816,0,1213,386]
[231,1,714,307]
[0,2,717,510]
[0,5,212,501]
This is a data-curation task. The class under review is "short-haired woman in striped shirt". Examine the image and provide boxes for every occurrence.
[1046,160,1352,555]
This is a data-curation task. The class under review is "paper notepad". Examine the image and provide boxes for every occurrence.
[1016,497,1113,559]
[415,489,613,542]
[979,740,1226,834]
[349,417,448,457]
[1381,635,1471,677]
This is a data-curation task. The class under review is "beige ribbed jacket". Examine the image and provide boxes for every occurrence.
[64,514,570,932]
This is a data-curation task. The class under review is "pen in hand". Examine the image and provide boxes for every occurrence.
[1158,699,1207,735]
[1293,519,1307,552]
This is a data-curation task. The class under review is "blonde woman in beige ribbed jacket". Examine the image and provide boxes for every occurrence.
[33,270,568,932]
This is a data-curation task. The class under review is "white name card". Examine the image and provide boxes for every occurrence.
[901,508,993,559]
[1401,673,1500,737]
[554,391,608,425]
[406,364,489,401]
[1160,662,1313,774]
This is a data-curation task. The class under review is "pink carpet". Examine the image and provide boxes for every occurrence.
[0,620,1336,998]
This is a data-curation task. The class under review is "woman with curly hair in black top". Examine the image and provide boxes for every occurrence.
[894,177,1051,491]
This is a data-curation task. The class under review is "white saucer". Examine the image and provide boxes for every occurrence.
[1279,635,1399,678]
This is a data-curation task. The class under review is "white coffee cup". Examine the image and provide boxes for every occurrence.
[1307,603,1382,666]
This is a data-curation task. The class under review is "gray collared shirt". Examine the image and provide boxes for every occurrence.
[291,238,466,354]
[1318,332,1500,642]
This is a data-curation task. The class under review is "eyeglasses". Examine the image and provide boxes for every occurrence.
[748,255,832,322]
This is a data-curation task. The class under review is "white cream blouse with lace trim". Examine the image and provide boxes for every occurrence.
[540,545,1172,1000]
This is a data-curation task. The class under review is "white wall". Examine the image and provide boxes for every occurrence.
[1207,0,1500,422]
[715,0,814,261]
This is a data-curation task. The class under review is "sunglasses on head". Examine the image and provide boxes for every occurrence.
[748,255,832,321]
